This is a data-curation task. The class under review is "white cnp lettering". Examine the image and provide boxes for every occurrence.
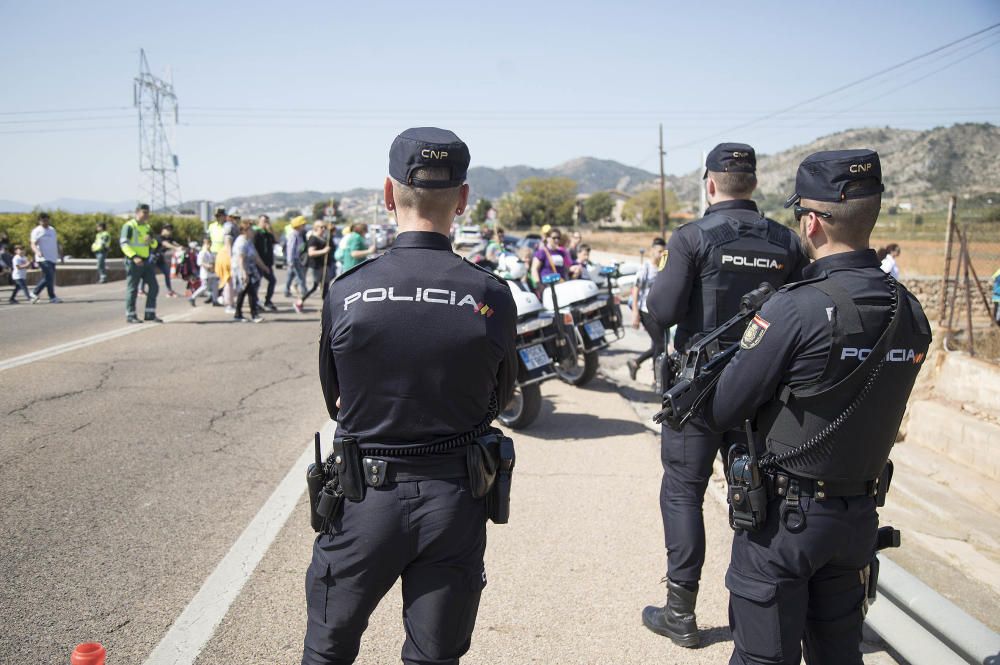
[421,149,449,159]
[722,254,781,270]
[841,347,919,362]
[343,287,481,312]
[849,163,872,173]
[363,288,387,302]
[732,151,748,158]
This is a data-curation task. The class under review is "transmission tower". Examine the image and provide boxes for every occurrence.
[133,49,181,212]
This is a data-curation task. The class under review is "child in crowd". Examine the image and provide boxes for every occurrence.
[188,238,218,307]
[8,245,31,304]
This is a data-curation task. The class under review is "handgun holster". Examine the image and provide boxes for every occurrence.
[332,436,364,501]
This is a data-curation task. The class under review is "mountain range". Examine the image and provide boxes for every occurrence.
[4,123,996,215]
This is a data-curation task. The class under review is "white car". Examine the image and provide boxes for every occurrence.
[453,225,482,248]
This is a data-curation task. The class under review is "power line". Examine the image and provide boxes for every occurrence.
[666,21,1000,150]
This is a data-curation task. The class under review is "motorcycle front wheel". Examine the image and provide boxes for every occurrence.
[555,351,599,386]
[498,383,543,429]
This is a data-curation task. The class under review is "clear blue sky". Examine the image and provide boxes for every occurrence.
[1,0,999,205]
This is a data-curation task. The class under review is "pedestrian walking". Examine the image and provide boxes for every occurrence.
[302,221,334,304]
[877,243,901,279]
[642,143,809,647]
[253,215,279,311]
[303,127,517,665]
[627,237,666,384]
[29,212,62,304]
[232,220,269,322]
[120,203,161,323]
[335,222,375,274]
[286,216,310,313]
[188,237,218,307]
[700,149,930,664]
[152,223,183,297]
[8,245,31,303]
[91,222,112,283]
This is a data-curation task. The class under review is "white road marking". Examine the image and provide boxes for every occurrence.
[0,311,194,372]
[142,421,336,665]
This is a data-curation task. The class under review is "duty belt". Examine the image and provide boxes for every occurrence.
[360,454,468,487]
[766,472,878,501]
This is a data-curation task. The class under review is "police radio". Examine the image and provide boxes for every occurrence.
[652,282,774,430]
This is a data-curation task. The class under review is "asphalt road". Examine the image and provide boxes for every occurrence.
[1,273,903,664]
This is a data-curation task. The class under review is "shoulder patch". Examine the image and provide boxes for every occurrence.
[332,254,381,283]
[462,257,506,285]
[740,314,770,350]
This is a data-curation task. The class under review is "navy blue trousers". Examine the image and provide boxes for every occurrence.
[726,494,877,665]
[660,416,741,585]
[302,478,487,665]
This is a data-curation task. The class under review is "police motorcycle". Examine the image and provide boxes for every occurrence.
[541,263,626,387]
[494,254,563,429]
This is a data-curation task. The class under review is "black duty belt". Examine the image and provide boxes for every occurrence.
[360,454,468,488]
[767,472,877,500]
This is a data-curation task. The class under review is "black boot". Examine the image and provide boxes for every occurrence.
[641,580,700,648]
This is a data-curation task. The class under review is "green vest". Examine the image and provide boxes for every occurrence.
[91,230,111,253]
[209,221,227,253]
[120,219,156,259]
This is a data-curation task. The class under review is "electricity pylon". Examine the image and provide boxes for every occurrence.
[134,49,181,212]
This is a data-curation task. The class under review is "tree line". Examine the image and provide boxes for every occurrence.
[469,177,680,229]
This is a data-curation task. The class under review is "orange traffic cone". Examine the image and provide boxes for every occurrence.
[70,642,106,665]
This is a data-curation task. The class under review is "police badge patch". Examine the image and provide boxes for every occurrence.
[740,314,770,350]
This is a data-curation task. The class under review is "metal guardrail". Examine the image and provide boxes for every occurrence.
[865,555,1000,664]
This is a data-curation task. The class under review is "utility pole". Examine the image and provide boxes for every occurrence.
[134,49,181,212]
[658,124,667,239]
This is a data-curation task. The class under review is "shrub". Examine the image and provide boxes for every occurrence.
[0,212,206,258]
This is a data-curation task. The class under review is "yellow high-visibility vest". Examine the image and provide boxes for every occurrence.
[119,219,157,259]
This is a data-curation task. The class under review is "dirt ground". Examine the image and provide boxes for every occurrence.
[580,229,1000,279]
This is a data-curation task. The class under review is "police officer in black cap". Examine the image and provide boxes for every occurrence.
[700,149,931,664]
[642,143,809,646]
[303,127,517,665]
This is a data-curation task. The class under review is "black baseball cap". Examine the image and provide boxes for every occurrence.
[784,149,885,208]
[215,207,226,216]
[136,203,150,212]
[389,127,470,189]
[704,142,756,178]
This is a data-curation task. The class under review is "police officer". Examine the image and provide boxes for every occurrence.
[702,150,931,664]
[120,203,161,323]
[304,127,517,665]
[642,143,809,646]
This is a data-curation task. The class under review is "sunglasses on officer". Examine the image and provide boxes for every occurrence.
[793,205,833,222]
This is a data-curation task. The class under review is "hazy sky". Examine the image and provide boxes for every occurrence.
[2,0,999,205]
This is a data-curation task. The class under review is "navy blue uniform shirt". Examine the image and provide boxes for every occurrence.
[704,249,903,432]
[320,230,517,444]
[646,199,809,352]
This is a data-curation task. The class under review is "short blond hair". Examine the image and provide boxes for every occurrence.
[708,170,757,198]
[802,184,882,245]
[391,167,462,220]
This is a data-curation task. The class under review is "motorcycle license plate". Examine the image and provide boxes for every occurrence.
[584,320,606,340]
[519,344,551,371]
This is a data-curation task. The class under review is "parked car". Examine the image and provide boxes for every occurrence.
[273,243,286,268]
[516,234,542,253]
[453,225,483,248]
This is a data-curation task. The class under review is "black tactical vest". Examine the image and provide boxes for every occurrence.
[688,210,801,347]
[758,277,931,482]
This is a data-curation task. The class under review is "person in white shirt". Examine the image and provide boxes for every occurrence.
[8,245,31,303]
[29,212,61,303]
[878,243,901,279]
[627,237,667,383]
[188,237,218,307]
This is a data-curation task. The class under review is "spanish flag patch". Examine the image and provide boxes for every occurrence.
[476,302,495,317]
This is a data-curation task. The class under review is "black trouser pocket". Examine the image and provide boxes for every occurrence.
[726,567,784,662]
[305,559,331,625]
